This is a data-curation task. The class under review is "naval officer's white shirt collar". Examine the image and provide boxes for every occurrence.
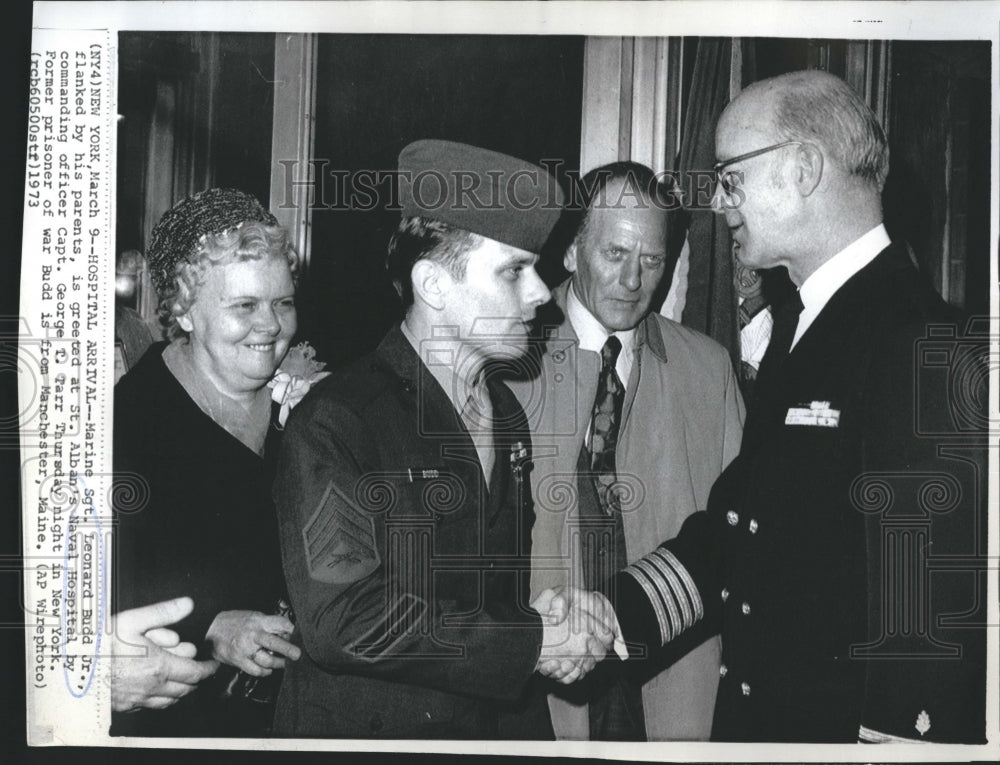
[792,223,891,350]
[566,281,638,390]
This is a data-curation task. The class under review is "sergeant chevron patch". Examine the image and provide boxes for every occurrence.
[304,480,380,584]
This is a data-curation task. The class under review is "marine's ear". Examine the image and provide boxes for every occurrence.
[411,258,450,312]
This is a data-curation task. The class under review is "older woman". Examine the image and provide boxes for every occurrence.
[113,188,302,737]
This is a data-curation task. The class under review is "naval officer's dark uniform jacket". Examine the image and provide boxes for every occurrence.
[614,243,987,743]
[272,326,551,739]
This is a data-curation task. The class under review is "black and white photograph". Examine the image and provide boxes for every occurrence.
[9,1,998,760]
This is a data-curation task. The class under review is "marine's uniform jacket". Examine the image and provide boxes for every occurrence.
[273,326,548,739]
[614,244,987,743]
[507,281,745,740]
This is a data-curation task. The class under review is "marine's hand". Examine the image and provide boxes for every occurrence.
[532,587,621,684]
[205,609,301,677]
[110,597,219,713]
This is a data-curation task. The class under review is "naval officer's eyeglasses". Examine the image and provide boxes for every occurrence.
[713,140,805,196]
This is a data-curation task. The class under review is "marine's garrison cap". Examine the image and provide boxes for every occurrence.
[398,139,565,254]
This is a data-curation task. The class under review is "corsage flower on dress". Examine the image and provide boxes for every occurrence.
[269,341,331,426]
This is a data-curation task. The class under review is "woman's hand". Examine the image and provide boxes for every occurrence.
[205,610,302,677]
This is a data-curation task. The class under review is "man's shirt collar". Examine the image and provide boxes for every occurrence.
[792,223,890,348]
[566,281,638,354]
[566,281,639,388]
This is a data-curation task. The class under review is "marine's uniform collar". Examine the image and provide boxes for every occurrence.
[399,320,487,416]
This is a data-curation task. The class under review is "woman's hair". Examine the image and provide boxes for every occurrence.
[157,221,298,340]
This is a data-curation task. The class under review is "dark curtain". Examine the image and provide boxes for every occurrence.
[116,32,275,329]
[302,35,584,367]
[883,41,991,315]
[678,39,738,365]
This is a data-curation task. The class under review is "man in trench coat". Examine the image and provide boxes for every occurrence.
[508,162,745,740]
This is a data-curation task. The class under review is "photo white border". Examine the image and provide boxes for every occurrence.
[21,1,1000,760]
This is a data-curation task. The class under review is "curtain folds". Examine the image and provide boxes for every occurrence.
[677,39,739,366]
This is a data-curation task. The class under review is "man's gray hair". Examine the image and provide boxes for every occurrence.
[766,70,889,191]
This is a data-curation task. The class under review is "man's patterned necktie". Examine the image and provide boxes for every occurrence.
[589,335,624,515]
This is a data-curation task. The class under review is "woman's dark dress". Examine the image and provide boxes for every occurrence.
[111,342,285,737]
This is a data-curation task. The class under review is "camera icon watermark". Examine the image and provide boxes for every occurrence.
[914,316,996,438]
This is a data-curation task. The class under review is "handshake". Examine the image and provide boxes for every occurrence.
[532,586,628,684]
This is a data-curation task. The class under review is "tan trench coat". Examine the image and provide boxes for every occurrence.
[508,282,745,740]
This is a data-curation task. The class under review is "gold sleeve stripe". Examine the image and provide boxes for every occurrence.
[624,563,673,644]
[653,547,703,622]
[857,725,926,744]
[632,557,682,642]
[644,550,694,629]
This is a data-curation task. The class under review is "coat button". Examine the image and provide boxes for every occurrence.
[721,588,729,602]
[719,664,728,677]
[749,518,758,534]
[741,601,751,615]
[726,510,739,526]
[370,714,384,732]
[741,681,751,696]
